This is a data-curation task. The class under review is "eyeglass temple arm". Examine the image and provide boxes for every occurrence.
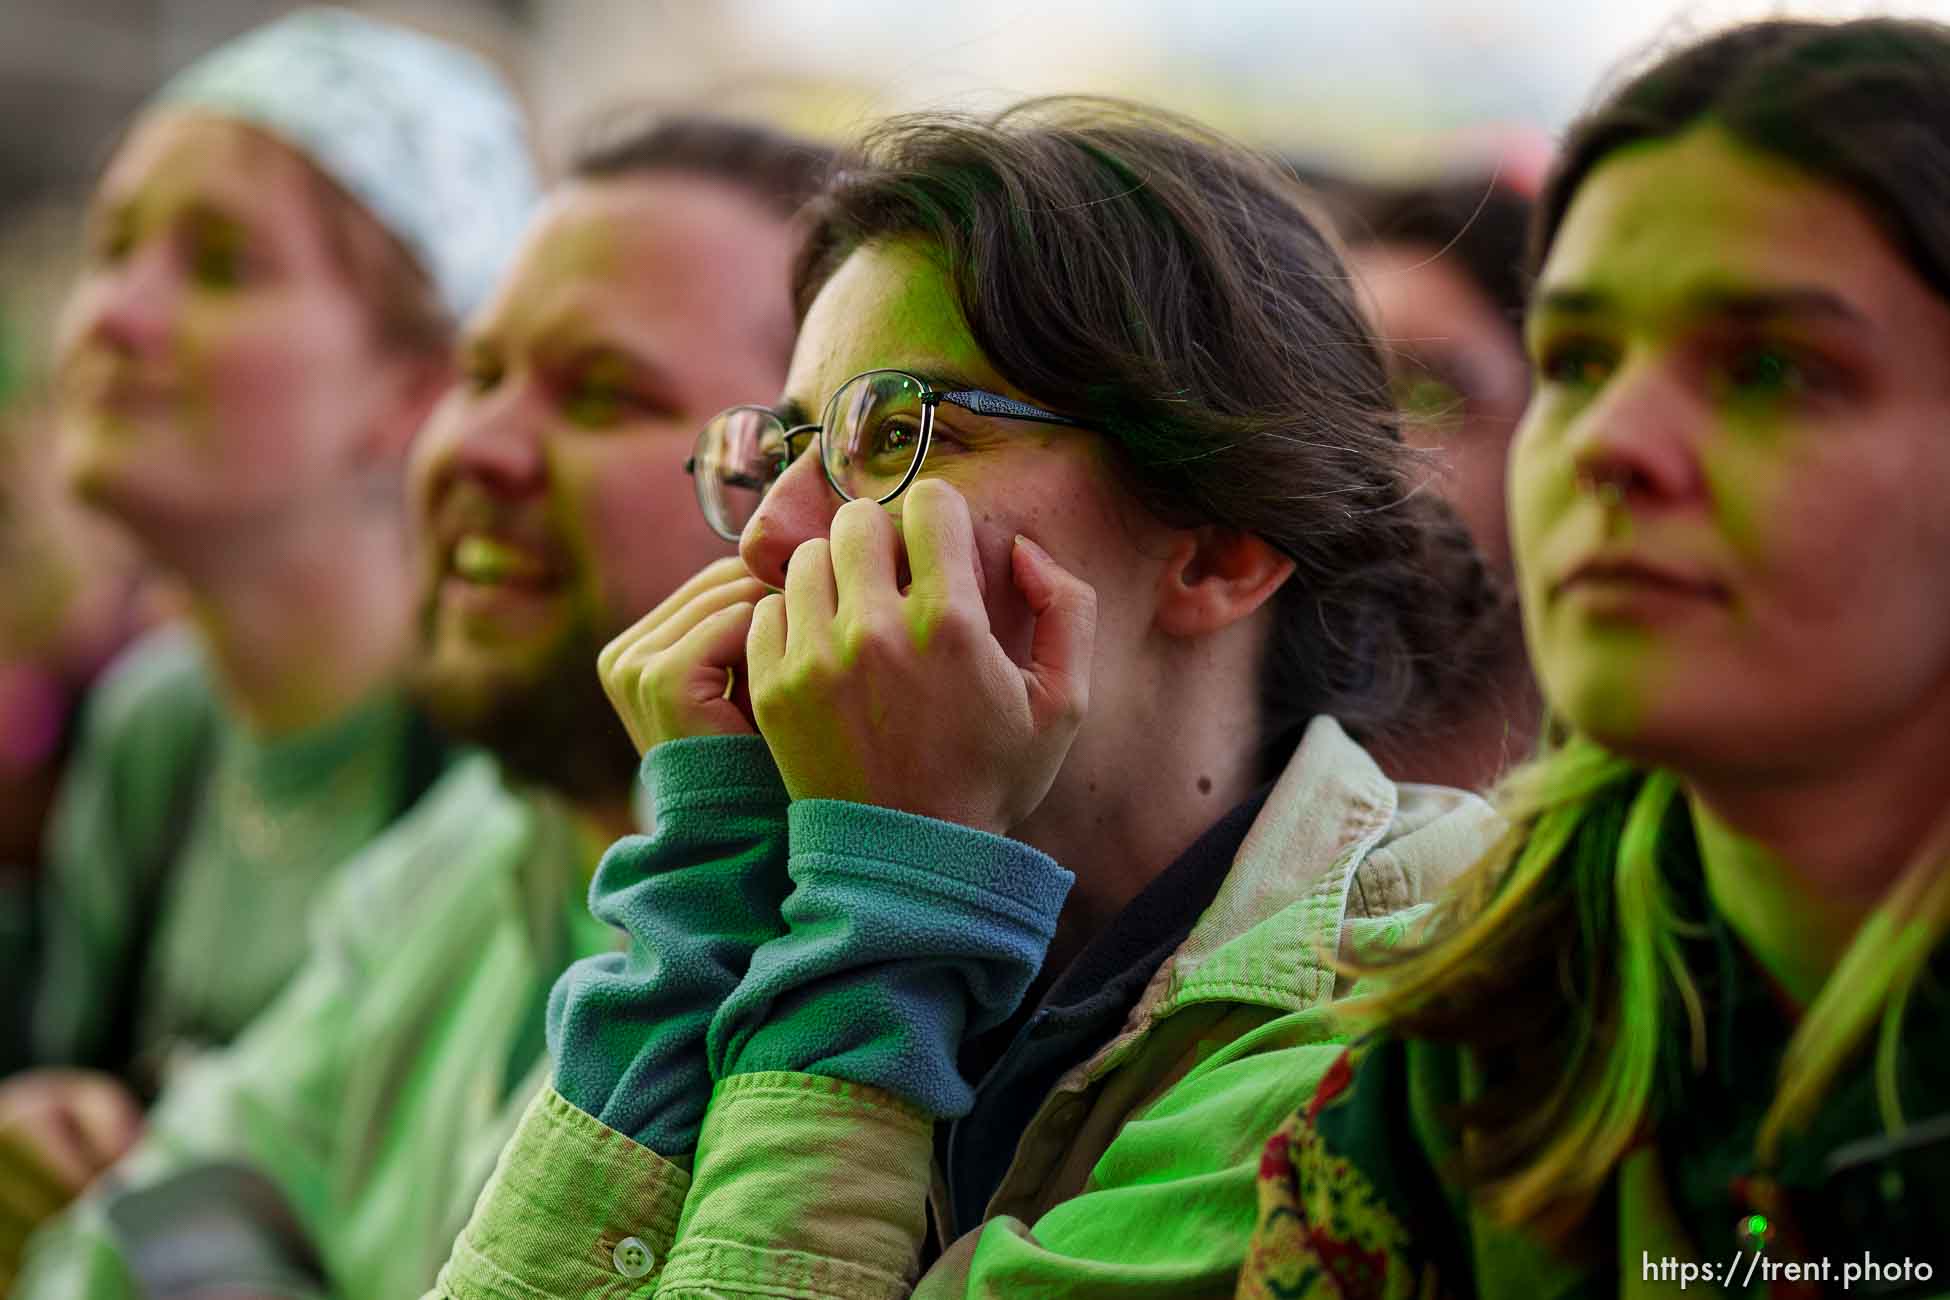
[937,389,1085,428]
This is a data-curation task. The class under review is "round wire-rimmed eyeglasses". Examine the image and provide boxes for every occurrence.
[683,367,1086,542]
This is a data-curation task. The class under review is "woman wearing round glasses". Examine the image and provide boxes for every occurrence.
[437,101,1512,1297]
[687,371,1087,544]
[1239,19,1950,1298]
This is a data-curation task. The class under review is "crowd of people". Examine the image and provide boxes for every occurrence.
[0,6,1944,1297]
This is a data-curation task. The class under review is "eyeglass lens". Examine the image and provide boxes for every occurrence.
[694,405,785,539]
[822,371,929,503]
[693,371,934,542]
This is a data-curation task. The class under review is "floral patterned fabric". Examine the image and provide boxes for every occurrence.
[1240,1048,1454,1300]
[1236,831,1950,1300]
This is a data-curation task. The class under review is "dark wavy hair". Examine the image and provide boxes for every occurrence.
[568,111,842,220]
[1343,177,1532,334]
[794,98,1505,766]
[1536,18,1950,294]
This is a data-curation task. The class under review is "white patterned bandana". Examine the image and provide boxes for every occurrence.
[157,6,537,322]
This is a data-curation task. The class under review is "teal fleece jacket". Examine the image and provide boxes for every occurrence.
[545,734,1074,1152]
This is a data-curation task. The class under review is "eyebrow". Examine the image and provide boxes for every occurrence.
[915,367,993,397]
[179,197,251,231]
[480,299,684,381]
[777,367,1004,429]
[1531,284,1873,329]
[553,340,679,392]
[90,192,248,242]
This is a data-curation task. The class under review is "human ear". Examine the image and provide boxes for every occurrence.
[1151,526,1295,638]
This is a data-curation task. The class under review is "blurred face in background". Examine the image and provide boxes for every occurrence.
[407,172,801,794]
[1352,240,1530,576]
[1510,128,1950,777]
[54,113,419,552]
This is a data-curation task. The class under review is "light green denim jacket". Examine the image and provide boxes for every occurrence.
[435,716,1501,1299]
[18,756,617,1298]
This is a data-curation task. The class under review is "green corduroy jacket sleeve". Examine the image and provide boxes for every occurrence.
[434,1011,1359,1298]
[431,739,1416,1298]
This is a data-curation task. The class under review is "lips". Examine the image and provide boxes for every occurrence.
[427,484,566,593]
[1554,556,1729,602]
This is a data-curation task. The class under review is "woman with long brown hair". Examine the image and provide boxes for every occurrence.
[1241,19,1950,1296]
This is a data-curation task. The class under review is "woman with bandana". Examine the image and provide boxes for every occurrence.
[0,7,534,1267]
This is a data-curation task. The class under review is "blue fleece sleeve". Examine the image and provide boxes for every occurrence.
[705,799,1073,1120]
[546,734,789,1153]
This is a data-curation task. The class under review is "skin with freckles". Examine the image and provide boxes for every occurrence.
[601,237,1296,970]
[740,241,1150,674]
[408,174,799,803]
[1513,126,1950,994]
